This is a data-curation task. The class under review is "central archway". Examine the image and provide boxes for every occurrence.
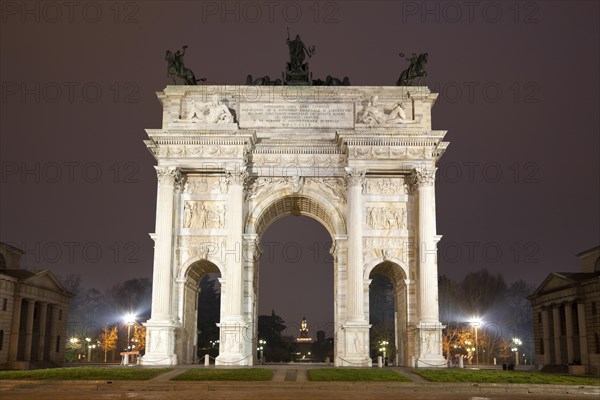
[258,215,334,363]
[246,192,347,365]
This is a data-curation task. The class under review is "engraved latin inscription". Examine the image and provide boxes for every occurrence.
[239,102,354,128]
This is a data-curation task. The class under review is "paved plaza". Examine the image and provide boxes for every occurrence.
[1,366,598,400]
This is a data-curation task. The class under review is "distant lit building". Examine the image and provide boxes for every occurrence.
[295,317,313,361]
[0,242,72,369]
[529,246,600,375]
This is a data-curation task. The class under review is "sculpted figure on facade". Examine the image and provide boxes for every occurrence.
[365,178,402,195]
[179,94,235,124]
[211,176,230,194]
[289,175,305,193]
[358,96,387,124]
[184,201,226,229]
[367,206,407,229]
[206,94,235,123]
[358,96,417,125]
[308,178,347,204]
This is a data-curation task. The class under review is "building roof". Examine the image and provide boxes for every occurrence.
[0,269,73,296]
[528,271,600,299]
[1,269,37,279]
[575,245,600,257]
[0,242,25,255]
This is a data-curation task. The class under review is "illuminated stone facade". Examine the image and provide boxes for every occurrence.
[142,86,449,367]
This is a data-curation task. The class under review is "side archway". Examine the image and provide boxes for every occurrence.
[175,257,223,364]
[366,257,412,366]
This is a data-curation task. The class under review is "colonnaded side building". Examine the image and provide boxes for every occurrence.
[141,86,449,367]
[529,246,600,375]
[0,242,72,369]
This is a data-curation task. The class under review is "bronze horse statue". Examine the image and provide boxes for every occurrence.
[396,52,428,86]
[166,46,206,85]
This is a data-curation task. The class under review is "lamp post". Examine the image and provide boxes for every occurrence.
[512,338,522,366]
[123,313,136,350]
[465,340,472,364]
[85,338,91,362]
[379,340,388,365]
[258,339,266,364]
[470,319,481,365]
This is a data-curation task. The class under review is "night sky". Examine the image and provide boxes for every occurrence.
[1,1,598,331]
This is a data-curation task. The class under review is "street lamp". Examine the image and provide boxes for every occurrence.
[470,318,481,365]
[85,338,91,362]
[123,313,137,350]
[258,339,266,364]
[379,340,389,365]
[512,338,522,366]
[464,340,472,364]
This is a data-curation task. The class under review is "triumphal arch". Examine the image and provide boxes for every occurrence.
[141,85,449,367]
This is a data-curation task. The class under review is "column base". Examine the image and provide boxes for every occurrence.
[337,322,371,367]
[215,320,252,366]
[415,321,447,368]
[141,320,178,366]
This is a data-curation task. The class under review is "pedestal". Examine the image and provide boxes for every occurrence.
[339,323,371,367]
[141,323,178,366]
[215,320,251,366]
[416,322,446,368]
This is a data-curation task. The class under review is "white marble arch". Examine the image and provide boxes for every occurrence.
[141,85,449,368]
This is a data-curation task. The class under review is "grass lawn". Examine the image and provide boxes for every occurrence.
[308,368,410,382]
[413,369,600,386]
[172,368,273,381]
[0,367,172,381]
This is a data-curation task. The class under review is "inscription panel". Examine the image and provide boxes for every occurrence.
[239,102,354,128]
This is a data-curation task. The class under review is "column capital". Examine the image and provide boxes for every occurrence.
[154,166,181,183]
[344,167,366,187]
[174,174,186,193]
[408,167,437,190]
[226,167,248,186]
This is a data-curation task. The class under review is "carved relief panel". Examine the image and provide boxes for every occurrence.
[366,202,407,230]
[183,201,226,229]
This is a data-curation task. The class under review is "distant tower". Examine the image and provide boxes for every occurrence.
[300,317,308,338]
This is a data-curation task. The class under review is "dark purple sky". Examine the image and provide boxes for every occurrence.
[1,1,598,330]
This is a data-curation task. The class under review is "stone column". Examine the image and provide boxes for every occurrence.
[541,307,552,364]
[564,302,574,364]
[410,167,446,367]
[337,168,371,367]
[8,297,22,361]
[216,169,249,366]
[142,166,181,366]
[243,234,259,366]
[37,302,48,361]
[149,166,180,321]
[552,305,562,364]
[47,305,59,362]
[577,302,589,365]
[23,299,36,362]
[331,236,347,367]
[345,167,366,323]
